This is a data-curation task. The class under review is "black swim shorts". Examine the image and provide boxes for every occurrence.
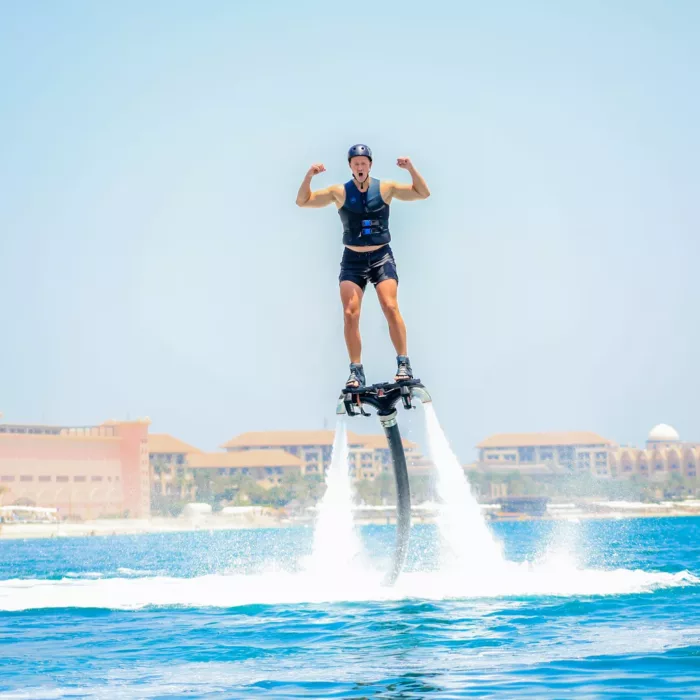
[339,245,399,291]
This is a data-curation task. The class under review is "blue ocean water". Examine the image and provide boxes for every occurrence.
[1,518,699,699]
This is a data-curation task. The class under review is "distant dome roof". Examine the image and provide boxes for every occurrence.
[648,424,680,442]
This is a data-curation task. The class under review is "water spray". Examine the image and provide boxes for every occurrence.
[336,379,432,584]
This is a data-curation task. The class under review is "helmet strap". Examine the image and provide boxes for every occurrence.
[351,163,371,191]
[352,175,368,191]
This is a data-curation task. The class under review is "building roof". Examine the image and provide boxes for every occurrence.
[188,449,302,469]
[477,431,613,449]
[221,429,418,451]
[354,434,419,451]
[221,430,337,449]
[148,433,202,455]
[648,423,680,442]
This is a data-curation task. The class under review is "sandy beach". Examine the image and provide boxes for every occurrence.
[2,500,700,540]
[0,513,286,540]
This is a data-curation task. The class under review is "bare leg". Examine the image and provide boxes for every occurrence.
[376,279,407,357]
[340,281,363,363]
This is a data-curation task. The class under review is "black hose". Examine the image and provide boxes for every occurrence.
[382,419,411,585]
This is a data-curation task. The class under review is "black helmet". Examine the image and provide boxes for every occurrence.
[348,144,372,162]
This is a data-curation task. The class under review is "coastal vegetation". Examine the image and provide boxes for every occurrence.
[149,469,700,516]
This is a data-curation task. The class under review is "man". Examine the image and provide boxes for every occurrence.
[296,144,430,389]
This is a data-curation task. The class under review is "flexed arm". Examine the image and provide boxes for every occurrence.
[296,164,342,208]
[387,157,431,201]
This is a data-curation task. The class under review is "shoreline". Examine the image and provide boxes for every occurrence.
[1,508,700,540]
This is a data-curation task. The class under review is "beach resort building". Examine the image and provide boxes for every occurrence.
[187,450,304,488]
[148,433,305,494]
[147,429,421,495]
[0,419,151,519]
[475,431,614,476]
[610,424,700,481]
[220,430,421,481]
[148,433,202,499]
[474,424,699,482]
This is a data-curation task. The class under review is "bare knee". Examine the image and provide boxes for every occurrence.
[344,305,360,326]
[380,300,400,318]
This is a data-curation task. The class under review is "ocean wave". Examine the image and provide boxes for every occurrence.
[60,569,157,580]
[2,627,700,700]
[0,564,697,612]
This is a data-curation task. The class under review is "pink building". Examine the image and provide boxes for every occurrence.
[0,419,151,520]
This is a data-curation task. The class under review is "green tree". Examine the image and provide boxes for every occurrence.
[409,475,435,504]
[277,471,307,501]
[664,472,688,500]
[172,467,191,500]
[303,474,325,503]
[151,455,170,496]
[354,478,380,505]
[504,471,526,496]
[353,472,396,506]
[192,470,216,502]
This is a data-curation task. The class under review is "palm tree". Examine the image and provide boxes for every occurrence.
[173,468,190,500]
[193,470,214,501]
[151,455,170,496]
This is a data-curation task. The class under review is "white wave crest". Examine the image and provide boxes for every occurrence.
[0,564,696,612]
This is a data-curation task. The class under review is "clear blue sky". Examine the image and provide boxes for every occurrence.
[1,0,698,460]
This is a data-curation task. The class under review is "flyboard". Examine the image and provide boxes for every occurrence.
[336,378,432,585]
